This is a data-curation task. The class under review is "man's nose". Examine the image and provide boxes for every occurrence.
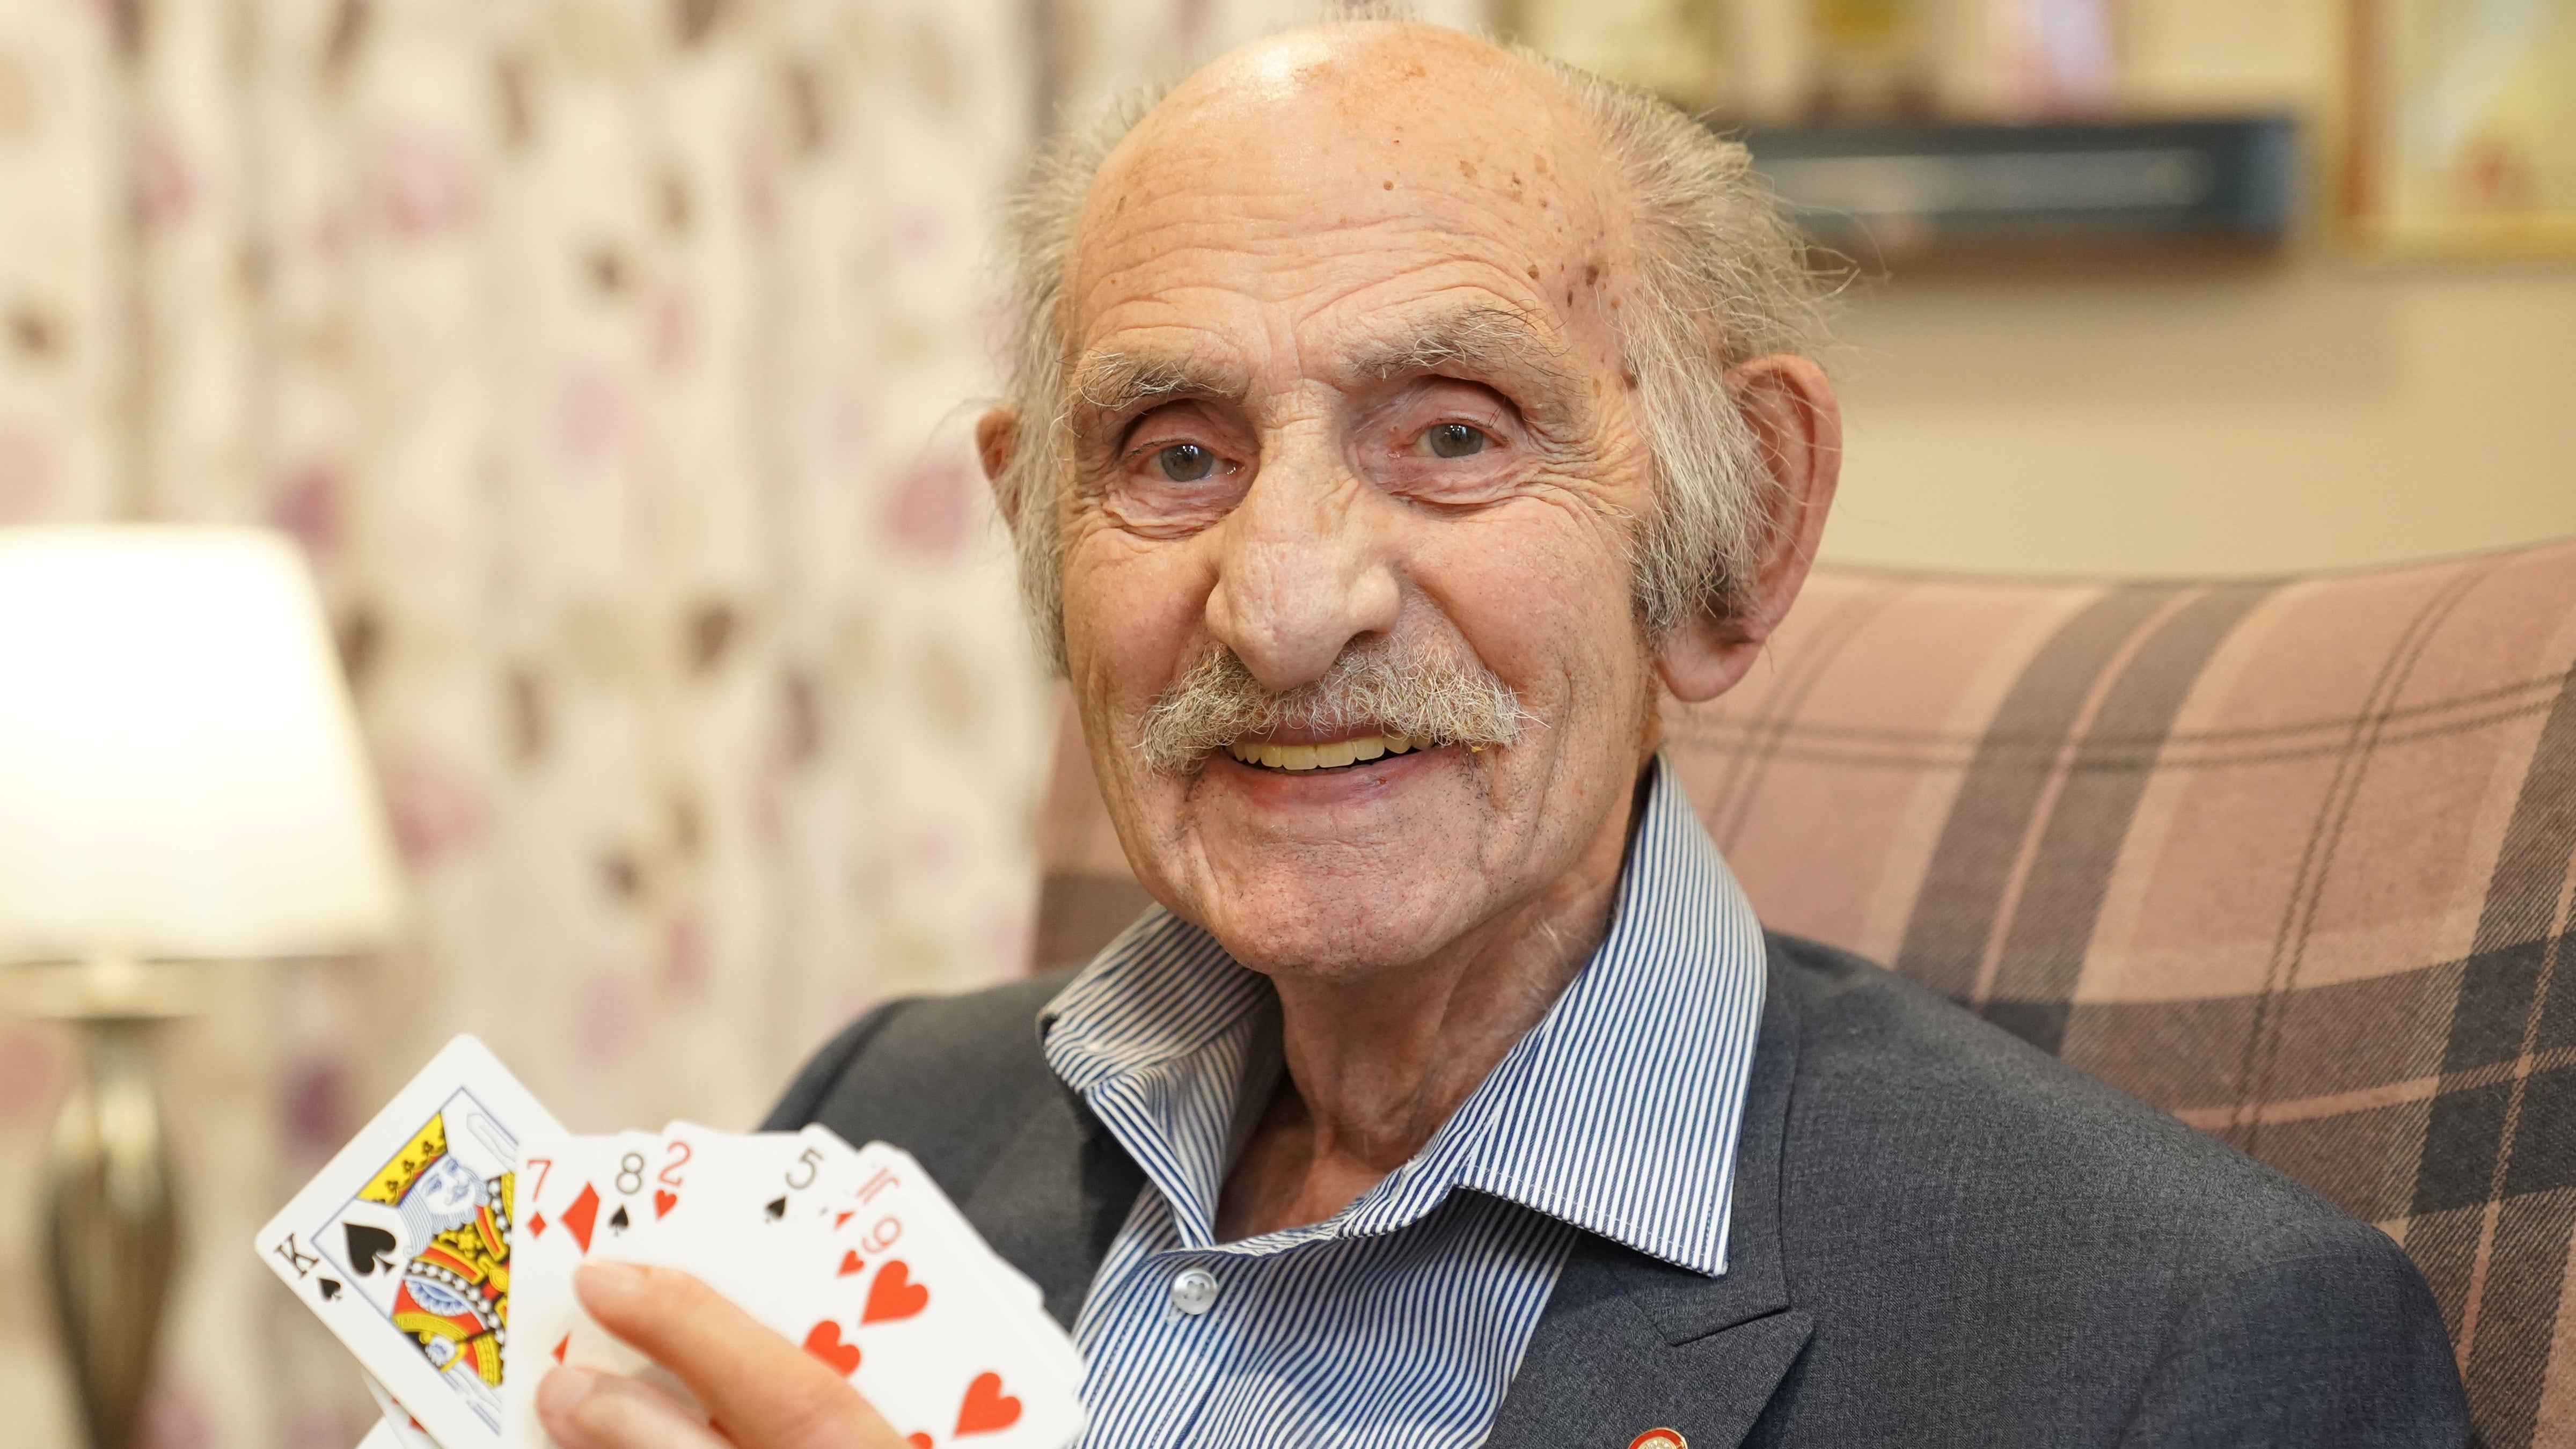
[1203,453,1400,694]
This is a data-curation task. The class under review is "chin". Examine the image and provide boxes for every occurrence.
[1186,875,1467,980]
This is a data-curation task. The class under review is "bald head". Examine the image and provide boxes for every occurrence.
[1071,25,1629,409]
[1087,24,1622,275]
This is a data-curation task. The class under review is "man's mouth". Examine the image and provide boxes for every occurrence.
[1223,732,1424,772]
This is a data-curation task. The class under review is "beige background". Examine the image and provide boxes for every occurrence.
[1812,0,2576,579]
[1823,259,2576,577]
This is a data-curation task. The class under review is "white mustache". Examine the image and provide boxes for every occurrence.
[1136,640,1536,774]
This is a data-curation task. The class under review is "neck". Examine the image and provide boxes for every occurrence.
[1214,762,1650,1240]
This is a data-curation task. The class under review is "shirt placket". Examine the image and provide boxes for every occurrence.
[1077,1195,1260,1448]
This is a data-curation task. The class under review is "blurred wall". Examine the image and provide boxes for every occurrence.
[1534,0,2576,577]
[1822,260,2576,576]
[1814,0,2576,578]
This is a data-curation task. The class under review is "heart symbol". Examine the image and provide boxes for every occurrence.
[801,1320,861,1377]
[953,1372,1021,1436]
[838,1250,865,1278]
[908,1437,933,1449]
[863,1261,929,1324]
[654,1189,678,1219]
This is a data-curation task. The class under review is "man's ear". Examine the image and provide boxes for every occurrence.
[975,406,1020,526]
[1656,354,1841,704]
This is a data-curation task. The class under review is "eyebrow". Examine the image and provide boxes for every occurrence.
[1070,349,1249,421]
[1342,304,1578,398]
[1064,303,1584,430]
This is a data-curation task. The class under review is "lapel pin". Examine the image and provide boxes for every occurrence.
[1628,1432,1686,1449]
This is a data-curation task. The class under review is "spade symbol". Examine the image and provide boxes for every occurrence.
[345,1223,400,1278]
[318,1278,345,1301]
[608,1204,631,1234]
[765,1196,787,1222]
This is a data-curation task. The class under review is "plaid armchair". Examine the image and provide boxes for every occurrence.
[1029,537,2576,1448]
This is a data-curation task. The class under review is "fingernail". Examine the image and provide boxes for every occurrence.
[575,1258,647,1307]
[538,1365,599,1418]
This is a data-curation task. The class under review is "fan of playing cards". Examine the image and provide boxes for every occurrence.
[254,1036,1084,1449]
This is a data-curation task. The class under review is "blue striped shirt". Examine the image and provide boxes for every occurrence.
[1039,753,1769,1447]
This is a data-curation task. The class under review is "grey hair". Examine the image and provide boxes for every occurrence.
[991,38,1829,670]
[991,85,1169,668]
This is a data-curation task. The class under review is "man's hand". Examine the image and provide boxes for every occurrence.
[535,1261,909,1449]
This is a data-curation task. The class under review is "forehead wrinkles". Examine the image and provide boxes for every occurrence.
[1077,171,1622,296]
[1063,80,1641,431]
[1071,73,1630,293]
[1070,226,1613,397]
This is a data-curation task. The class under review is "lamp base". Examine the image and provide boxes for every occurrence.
[46,1016,178,1449]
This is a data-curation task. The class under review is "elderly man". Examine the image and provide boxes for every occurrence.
[533,21,2469,1449]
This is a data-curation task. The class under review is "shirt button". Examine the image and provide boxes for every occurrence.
[1169,1266,1221,1316]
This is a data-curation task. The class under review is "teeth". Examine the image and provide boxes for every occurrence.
[1221,733,1426,771]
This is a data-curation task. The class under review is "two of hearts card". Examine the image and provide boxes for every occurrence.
[254,1035,1085,1449]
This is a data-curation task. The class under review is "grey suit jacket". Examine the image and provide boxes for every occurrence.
[765,933,2470,1447]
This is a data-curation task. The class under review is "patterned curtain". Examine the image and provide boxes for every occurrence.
[0,1,1481,1445]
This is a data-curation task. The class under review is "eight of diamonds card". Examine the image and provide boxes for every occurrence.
[255,1035,564,1449]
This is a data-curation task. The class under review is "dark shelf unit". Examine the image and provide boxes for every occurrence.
[1729,115,2301,272]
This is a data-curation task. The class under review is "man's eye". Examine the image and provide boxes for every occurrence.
[1425,423,1488,459]
[1155,443,1217,482]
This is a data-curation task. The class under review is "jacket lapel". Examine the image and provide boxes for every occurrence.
[956,1076,1146,1331]
[1487,955,1810,1449]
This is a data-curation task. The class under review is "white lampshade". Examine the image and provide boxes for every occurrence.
[0,525,403,963]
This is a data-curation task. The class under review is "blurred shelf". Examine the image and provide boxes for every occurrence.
[1730,115,2300,274]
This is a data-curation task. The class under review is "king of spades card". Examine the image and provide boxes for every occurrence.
[331,1093,523,1420]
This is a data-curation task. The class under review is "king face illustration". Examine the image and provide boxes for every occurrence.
[360,1110,517,1388]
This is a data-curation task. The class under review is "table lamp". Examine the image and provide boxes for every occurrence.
[0,525,403,1449]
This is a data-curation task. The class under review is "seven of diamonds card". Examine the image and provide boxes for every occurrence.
[254,1036,564,1449]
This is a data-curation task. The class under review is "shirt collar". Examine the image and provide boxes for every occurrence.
[1038,752,1769,1276]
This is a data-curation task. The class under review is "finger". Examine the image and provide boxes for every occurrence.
[574,1260,904,1449]
[537,1366,728,1449]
